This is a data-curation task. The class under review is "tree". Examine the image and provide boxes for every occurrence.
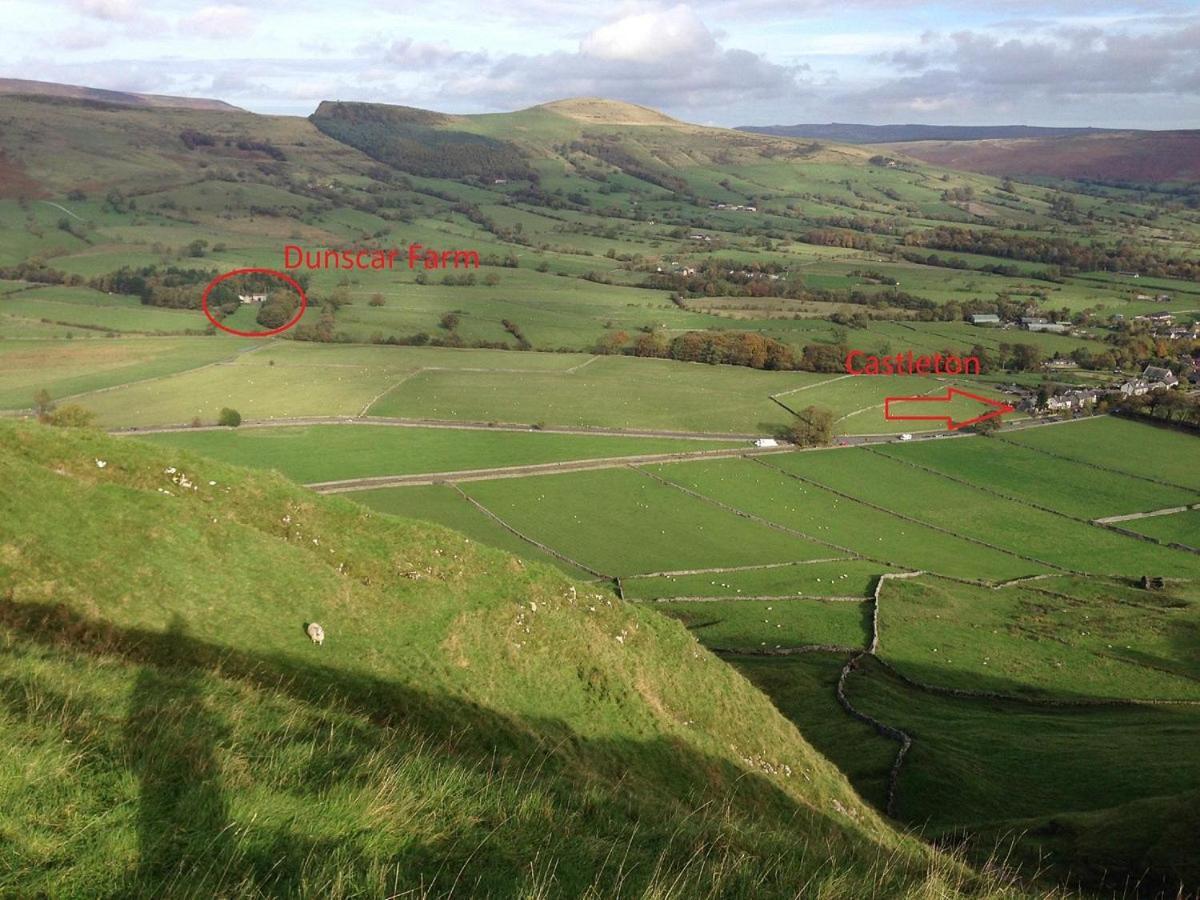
[970,416,1003,436]
[218,408,242,427]
[594,330,629,355]
[369,293,386,307]
[45,404,96,428]
[440,312,460,331]
[788,406,833,447]
[32,389,55,420]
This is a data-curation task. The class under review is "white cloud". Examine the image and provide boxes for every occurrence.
[580,5,715,62]
[181,5,257,39]
[72,0,137,21]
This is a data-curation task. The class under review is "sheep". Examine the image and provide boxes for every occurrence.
[306,622,325,646]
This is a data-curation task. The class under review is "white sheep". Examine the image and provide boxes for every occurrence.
[306,622,325,646]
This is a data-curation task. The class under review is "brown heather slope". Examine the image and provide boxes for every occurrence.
[877,131,1200,183]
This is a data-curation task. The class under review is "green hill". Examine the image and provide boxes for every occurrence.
[0,420,1018,897]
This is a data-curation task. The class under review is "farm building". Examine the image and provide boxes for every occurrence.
[1026,322,1070,334]
[1142,365,1180,387]
[969,314,1000,326]
[238,293,267,304]
[754,438,781,448]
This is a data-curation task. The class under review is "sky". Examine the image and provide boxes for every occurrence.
[4,0,1199,128]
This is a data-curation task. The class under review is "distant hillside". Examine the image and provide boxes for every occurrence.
[0,420,1007,897]
[877,131,1200,183]
[0,77,239,112]
[737,123,1123,143]
[310,97,872,186]
[0,93,376,197]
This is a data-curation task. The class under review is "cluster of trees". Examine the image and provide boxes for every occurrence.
[903,227,1200,280]
[1117,391,1200,428]
[619,330,797,370]
[788,406,833,447]
[89,266,236,309]
[255,291,300,330]
[179,129,216,149]
[570,138,690,195]
[311,103,532,180]
[0,261,83,286]
[501,319,531,350]
[803,229,883,251]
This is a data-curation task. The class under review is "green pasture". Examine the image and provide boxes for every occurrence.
[136,424,731,483]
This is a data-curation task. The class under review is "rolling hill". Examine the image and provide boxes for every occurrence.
[0,419,1008,897]
[0,77,239,111]
[872,131,1200,184]
[736,123,1122,143]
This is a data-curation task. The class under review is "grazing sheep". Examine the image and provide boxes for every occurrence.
[306,622,325,646]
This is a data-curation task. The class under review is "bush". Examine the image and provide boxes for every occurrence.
[369,293,386,307]
[44,404,96,428]
[218,408,242,427]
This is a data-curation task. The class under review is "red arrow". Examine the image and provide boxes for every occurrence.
[884,387,1015,432]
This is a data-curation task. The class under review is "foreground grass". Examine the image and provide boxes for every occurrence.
[0,420,1029,898]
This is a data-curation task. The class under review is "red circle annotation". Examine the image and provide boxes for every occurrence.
[201,268,308,337]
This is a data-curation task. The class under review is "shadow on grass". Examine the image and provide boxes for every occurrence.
[125,615,232,890]
[0,596,908,898]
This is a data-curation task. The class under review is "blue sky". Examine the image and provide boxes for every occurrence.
[4,0,1199,127]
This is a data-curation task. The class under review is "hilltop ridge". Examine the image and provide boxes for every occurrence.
[0,77,239,111]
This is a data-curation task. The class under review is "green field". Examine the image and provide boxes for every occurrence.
[1124,508,1200,549]
[621,558,884,600]
[769,448,1200,577]
[460,468,829,576]
[655,598,870,650]
[874,427,1200,519]
[0,336,244,409]
[1001,417,1200,492]
[876,575,1200,700]
[135,424,732,483]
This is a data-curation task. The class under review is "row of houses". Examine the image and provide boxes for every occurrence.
[710,203,758,212]
[1012,364,1188,413]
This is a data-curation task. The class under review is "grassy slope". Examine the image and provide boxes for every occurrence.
[0,420,1013,898]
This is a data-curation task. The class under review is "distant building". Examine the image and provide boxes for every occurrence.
[1119,379,1165,397]
[1142,365,1180,387]
[969,313,1000,326]
[1045,392,1096,411]
[1020,316,1048,326]
[238,293,267,304]
[754,438,780,448]
[1026,322,1070,333]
